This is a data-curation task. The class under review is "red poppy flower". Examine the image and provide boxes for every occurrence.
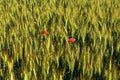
[41,30,49,35]
[68,38,76,43]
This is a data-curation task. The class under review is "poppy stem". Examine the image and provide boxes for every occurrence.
[70,44,73,54]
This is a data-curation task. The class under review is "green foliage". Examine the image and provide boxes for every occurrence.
[0,0,120,80]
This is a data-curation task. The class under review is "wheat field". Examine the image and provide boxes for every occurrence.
[0,0,120,80]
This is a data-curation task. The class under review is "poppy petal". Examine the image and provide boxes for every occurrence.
[68,38,76,43]
[41,30,49,34]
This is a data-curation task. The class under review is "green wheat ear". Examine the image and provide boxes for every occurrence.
[116,37,120,52]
